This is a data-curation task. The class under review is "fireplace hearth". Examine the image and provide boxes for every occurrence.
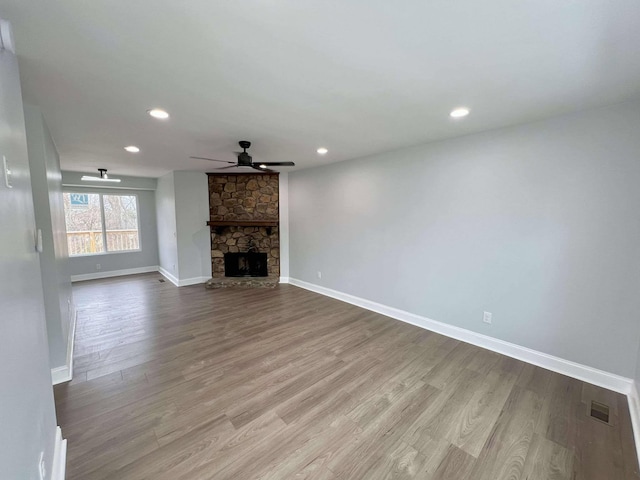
[224,252,268,277]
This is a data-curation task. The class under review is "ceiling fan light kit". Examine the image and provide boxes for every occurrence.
[81,168,121,183]
[191,141,295,172]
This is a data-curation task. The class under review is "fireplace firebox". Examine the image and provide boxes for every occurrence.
[224,252,268,277]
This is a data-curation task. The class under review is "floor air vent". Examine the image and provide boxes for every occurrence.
[158,278,165,283]
[590,400,610,424]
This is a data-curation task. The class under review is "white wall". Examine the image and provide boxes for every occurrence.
[289,100,640,378]
[156,172,179,280]
[0,34,59,479]
[25,105,73,370]
[174,171,211,283]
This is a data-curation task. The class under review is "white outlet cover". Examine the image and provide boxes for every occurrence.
[483,311,492,324]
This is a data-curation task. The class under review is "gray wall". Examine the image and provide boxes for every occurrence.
[156,172,179,278]
[174,171,211,281]
[0,38,58,479]
[25,105,73,369]
[62,171,158,275]
[289,100,640,378]
[279,172,290,279]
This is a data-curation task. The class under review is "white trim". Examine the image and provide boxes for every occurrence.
[71,265,158,282]
[158,266,208,287]
[628,382,640,470]
[279,276,290,284]
[51,305,77,385]
[71,265,205,286]
[158,266,179,286]
[51,365,71,385]
[288,278,633,395]
[51,426,67,480]
[177,276,209,287]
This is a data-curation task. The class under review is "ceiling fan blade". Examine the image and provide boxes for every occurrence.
[251,165,276,173]
[218,165,239,170]
[258,162,295,166]
[190,156,236,164]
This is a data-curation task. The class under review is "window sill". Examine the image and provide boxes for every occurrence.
[70,249,142,258]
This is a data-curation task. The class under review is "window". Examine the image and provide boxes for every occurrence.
[63,192,140,256]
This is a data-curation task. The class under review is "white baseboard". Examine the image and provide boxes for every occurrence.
[51,426,67,480]
[158,266,208,287]
[178,276,209,287]
[71,265,159,282]
[51,365,71,385]
[288,278,633,395]
[628,382,640,470]
[71,265,206,287]
[158,266,179,286]
[279,277,290,284]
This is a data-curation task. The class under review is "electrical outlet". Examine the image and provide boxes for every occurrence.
[96,263,101,270]
[483,311,492,324]
[317,271,322,279]
[38,451,46,480]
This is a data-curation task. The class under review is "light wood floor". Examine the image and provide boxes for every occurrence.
[55,274,639,479]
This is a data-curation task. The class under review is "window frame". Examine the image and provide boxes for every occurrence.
[63,191,143,257]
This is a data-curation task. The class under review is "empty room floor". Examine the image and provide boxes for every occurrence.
[54,274,640,479]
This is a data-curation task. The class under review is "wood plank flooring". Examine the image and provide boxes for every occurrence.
[54,273,640,479]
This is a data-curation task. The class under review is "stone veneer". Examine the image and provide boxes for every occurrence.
[208,173,279,278]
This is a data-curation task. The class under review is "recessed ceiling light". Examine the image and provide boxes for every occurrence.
[317,147,328,155]
[124,145,140,153]
[147,108,170,119]
[450,107,470,118]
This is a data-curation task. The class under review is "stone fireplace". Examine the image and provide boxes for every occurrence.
[207,173,279,283]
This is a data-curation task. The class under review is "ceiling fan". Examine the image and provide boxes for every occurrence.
[190,141,295,172]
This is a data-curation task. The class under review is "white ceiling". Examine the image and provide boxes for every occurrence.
[2,1,640,178]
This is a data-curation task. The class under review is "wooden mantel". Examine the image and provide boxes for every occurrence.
[206,220,278,235]
[206,220,278,228]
